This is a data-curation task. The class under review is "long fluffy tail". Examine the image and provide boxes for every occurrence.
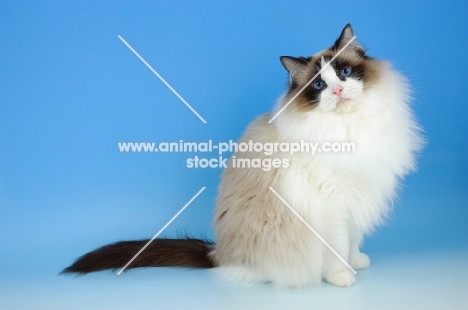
[62,238,215,274]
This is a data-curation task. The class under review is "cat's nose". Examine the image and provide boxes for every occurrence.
[333,86,343,96]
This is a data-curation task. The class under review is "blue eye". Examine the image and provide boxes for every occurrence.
[313,80,324,90]
[340,66,352,77]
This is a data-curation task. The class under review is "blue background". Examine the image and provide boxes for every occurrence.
[1,1,467,309]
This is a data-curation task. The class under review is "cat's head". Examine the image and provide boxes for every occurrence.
[280,24,380,113]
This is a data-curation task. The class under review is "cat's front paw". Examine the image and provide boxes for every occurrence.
[350,253,370,270]
[324,269,356,287]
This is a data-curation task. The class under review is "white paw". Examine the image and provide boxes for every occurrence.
[325,269,356,287]
[351,253,370,270]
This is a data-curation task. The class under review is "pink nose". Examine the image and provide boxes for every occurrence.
[333,86,343,96]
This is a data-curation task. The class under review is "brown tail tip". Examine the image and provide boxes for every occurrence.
[61,238,216,274]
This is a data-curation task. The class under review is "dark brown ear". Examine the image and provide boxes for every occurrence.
[280,56,309,84]
[332,24,364,54]
[280,56,308,73]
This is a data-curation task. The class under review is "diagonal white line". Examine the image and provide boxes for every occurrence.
[268,187,357,275]
[118,35,207,124]
[116,186,206,275]
[268,36,356,123]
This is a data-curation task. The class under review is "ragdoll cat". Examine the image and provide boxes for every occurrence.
[63,24,423,288]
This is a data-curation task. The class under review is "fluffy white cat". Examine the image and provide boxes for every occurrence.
[64,24,423,288]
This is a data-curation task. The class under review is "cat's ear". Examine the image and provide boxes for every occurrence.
[280,56,309,83]
[332,24,364,54]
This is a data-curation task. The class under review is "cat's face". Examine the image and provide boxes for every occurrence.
[280,24,379,113]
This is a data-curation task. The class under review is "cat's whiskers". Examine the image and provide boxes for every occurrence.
[298,100,319,108]
[363,82,378,89]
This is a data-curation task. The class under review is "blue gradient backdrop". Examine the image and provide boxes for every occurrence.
[1,1,467,309]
